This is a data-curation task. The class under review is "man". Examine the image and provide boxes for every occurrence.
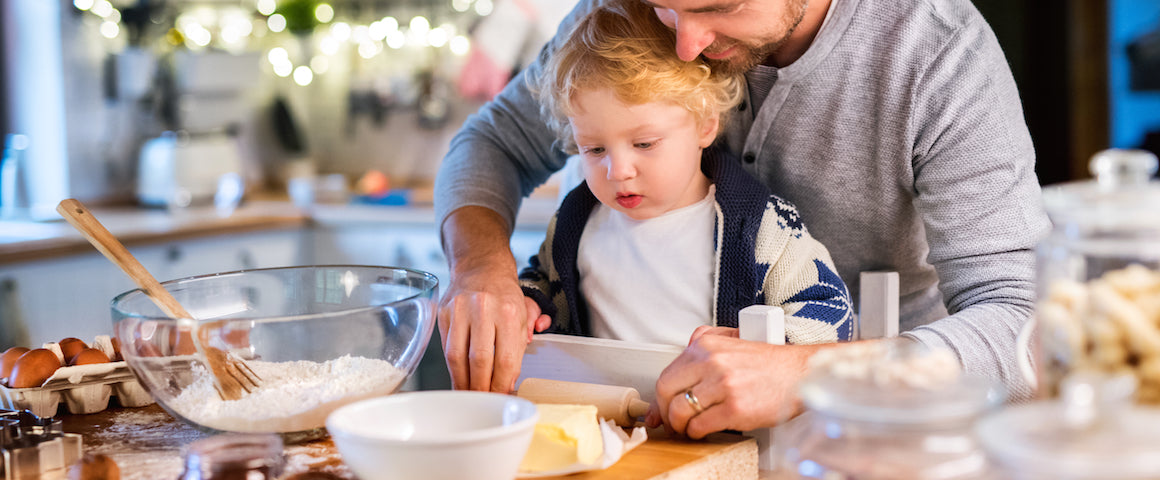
[434,0,1049,438]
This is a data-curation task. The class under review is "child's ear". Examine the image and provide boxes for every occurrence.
[698,115,720,149]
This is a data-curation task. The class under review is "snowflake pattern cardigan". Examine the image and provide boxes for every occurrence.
[519,147,855,345]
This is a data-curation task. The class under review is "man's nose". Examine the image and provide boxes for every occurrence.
[671,16,713,62]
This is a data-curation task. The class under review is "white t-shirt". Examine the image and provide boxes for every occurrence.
[579,186,717,346]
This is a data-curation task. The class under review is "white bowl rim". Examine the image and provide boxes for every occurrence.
[110,264,439,323]
[326,390,539,446]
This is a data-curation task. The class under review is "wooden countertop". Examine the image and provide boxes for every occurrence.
[0,201,308,265]
[0,195,560,266]
[58,403,776,480]
[60,403,353,479]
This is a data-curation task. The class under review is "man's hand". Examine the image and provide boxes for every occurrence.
[438,207,536,393]
[647,335,826,439]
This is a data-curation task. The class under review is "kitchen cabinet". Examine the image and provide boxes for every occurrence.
[0,227,306,349]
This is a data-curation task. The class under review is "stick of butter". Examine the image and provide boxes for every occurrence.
[520,404,604,472]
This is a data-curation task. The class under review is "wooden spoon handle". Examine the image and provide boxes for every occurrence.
[56,198,193,319]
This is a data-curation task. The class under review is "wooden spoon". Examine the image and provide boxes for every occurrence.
[56,198,258,400]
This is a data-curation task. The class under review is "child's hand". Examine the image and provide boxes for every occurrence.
[523,297,552,342]
[687,326,739,346]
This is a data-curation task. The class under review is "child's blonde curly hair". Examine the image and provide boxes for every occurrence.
[531,0,744,155]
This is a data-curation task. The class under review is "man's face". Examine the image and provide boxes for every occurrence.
[644,0,809,74]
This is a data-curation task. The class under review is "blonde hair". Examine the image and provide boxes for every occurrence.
[532,0,744,154]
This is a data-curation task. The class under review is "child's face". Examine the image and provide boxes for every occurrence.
[569,88,719,221]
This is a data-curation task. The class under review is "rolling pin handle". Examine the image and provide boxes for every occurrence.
[628,398,650,419]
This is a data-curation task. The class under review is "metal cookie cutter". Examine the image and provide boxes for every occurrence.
[0,410,82,479]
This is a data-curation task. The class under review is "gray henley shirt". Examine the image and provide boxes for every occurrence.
[434,0,1051,399]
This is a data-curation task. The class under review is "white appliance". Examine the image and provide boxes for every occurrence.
[135,51,258,208]
[137,132,242,208]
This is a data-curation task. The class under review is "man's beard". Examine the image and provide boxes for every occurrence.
[703,0,809,75]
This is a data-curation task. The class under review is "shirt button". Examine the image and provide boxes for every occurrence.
[743,153,756,164]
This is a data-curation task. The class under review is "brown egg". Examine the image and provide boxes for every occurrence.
[67,452,120,480]
[59,338,88,363]
[134,338,162,358]
[169,328,198,356]
[69,348,110,366]
[0,346,30,381]
[9,348,62,388]
[109,337,123,361]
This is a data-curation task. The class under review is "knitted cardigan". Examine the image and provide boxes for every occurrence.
[519,147,854,344]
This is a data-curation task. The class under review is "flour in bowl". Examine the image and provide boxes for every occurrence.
[167,355,407,433]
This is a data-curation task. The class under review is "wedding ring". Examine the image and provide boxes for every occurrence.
[684,390,705,414]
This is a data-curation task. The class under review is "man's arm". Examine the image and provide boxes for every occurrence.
[437,207,534,392]
[432,1,603,392]
[901,13,1050,401]
[433,0,601,232]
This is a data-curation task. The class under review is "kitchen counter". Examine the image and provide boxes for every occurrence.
[59,403,353,479]
[0,201,307,265]
[0,196,559,266]
[58,403,774,480]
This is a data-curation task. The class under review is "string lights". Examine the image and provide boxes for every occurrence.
[73,0,484,87]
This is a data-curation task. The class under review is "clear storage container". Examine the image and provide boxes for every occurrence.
[976,373,1160,480]
[1035,148,1160,403]
[179,433,284,480]
[776,342,1005,480]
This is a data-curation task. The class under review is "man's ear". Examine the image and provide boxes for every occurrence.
[698,115,721,148]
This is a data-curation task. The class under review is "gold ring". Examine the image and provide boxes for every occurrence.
[684,390,705,414]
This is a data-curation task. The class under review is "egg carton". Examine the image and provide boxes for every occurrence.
[0,362,154,419]
[0,336,154,418]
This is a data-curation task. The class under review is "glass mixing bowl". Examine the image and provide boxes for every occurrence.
[110,265,438,441]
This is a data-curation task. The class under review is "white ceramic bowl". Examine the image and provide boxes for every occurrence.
[327,391,539,480]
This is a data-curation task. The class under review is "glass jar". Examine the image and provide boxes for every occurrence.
[776,342,1006,480]
[1035,148,1160,404]
[179,433,285,480]
[976,373,1160,480]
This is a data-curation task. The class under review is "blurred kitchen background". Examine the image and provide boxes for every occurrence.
[0,0,1158,215]
[0,0,579,219]
[0,0,1157,390]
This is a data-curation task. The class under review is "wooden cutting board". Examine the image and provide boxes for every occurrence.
[533,427,758,480]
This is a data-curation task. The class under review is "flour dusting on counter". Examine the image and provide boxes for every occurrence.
[168,355,407,432]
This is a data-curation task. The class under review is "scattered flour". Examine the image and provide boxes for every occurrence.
[168,355,407,433]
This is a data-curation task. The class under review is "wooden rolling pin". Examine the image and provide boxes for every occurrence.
[517,378,651,427]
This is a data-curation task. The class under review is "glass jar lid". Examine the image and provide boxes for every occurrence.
[799,342,1006,425]
[977,373,1160,479]
[1040,149,1160,230]
[800,373,1004,425]
[976,402,1160,478]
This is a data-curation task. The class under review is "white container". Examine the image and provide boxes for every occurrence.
[327,391,538,480]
